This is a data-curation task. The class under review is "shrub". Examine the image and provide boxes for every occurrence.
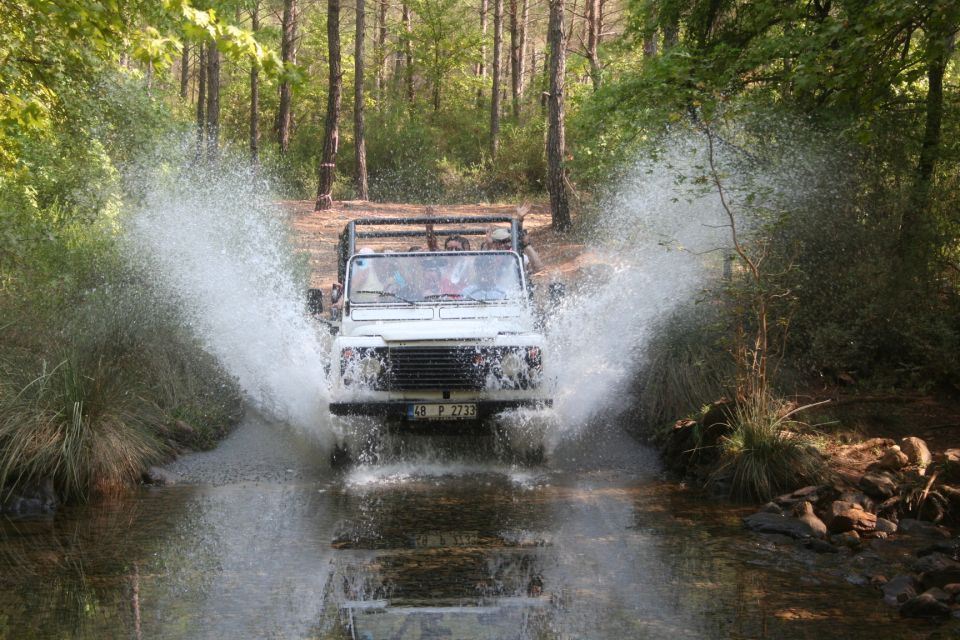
[707,395,825,502]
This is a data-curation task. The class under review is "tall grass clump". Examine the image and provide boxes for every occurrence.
[636,304,732,435]
[0,347,168,501]
[707,395,825,501]
[0,257,242,502]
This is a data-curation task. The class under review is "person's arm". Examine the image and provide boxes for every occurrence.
[524,245,545,274]
[425,224,439,251]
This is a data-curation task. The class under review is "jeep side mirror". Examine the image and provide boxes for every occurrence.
[331,282,343,304]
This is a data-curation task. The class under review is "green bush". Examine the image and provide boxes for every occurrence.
[0,281,242,501]
[707,395,825,502]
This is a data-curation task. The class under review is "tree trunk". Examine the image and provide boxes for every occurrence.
[546,0,570,230]
[519,0,528,100]
[403,2,414,103]
[477,0,488,104]
[375,0,388,99]
[490,0,503,157]
[206,42,220,162]
[195,42,206,157]
[180,43,190,99]
[278,0,298,155]
[509,0,520,117]
[316,0,343,211]
[901,29,955,262]
[585,0,601,89]
[250,2,260,164]
[355,0,369,199]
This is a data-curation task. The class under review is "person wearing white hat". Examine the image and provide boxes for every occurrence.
[486,227,544,274]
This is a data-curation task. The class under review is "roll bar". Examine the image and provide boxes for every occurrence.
[337,215,523,283]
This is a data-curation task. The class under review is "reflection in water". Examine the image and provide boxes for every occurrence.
[0,418,950,639]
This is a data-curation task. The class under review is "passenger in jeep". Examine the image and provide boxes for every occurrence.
[462,254,522,301]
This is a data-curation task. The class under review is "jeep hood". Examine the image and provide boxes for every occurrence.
[349,319,530,341]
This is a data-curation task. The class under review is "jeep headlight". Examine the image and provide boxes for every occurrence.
[359,355,382,382]
[501,352,524,379]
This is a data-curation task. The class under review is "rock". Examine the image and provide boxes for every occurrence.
[943,583,960,597]
[900,437,932,467]
[794,502,827,538]
[793,485,821,498]
[924,587,952,603]
[838,491,874,512]
[845,573,870,586]
[859,471,898,499]
[875,517,898,534]
[898,518,952,539]
[941,484,960,503]
[882,574,918,606]
[803,538,838,554]
[1,477,58,514]
[761,501,783,515]
[743,512,818,539]
[916,541,959,558]
[945,449,960,464]
[870,574,889,587]
[143,466,178,486]
[877,445,909,471]
[827,500,877,533]
[900,593,951,618]
[831,530,862,549]
[773,493,799,507]
[914,553,960,590]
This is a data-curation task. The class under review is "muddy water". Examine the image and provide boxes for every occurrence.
[0,415,946,639]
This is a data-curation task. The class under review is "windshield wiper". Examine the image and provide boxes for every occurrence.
[354,290,415,304]
[422,292,464,301]
[423,291,490,304]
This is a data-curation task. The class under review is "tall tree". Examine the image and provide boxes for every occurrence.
[278,0,298,155]
[355,0,370,198]
[206,40,221,161]
[585,0,601,89]
[250,2,261,164]
[375,0,389,99]
[901,18,957,264]
[316,0,343,211]
[508,0,521,116]
[180,43,191,99]
[403,2,415,102]
[546,0,570,230]
[196,42,207,157]
[490,0,503,156]
[477,0,488,104]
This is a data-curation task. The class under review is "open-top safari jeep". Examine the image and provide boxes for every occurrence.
[326,215,552,458]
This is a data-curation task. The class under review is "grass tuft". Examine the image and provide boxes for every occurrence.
[708,395,826,502]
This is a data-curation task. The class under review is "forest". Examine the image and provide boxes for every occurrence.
[1,0,959,502]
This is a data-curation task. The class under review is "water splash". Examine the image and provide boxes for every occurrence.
[125,155,330,436]
[544,134,742,442]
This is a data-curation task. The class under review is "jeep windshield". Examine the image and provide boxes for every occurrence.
[347,251,524,304]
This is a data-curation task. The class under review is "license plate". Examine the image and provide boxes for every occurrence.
[408,403,477,420]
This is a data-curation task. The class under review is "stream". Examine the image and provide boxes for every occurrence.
[0,413,938,639]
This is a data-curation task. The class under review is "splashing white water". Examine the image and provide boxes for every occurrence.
[126,158,330,436]
[544,135,743,441]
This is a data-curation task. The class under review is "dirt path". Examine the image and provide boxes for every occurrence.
[286,200,596,290]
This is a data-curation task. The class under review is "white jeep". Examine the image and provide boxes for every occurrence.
[326,216,552,455]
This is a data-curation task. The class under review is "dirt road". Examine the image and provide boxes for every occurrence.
[286,200,594,290]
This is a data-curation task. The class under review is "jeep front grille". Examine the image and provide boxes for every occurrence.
[341,346,540,391]
[384,346,485,390]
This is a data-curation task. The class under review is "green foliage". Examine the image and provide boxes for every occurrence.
[636,304,732,434]
[707,395,825,502]
[0,267,242,501]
